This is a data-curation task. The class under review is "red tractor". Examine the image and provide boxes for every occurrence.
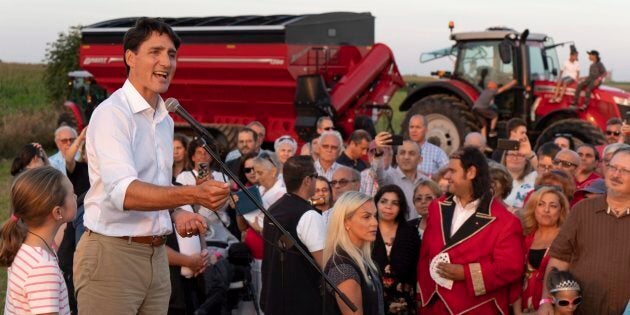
[69,12,404,154]
[400,24,630,153]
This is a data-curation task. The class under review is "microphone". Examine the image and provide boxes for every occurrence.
[164,98,216,143]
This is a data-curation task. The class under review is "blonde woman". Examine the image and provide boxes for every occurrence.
[513,186,569,315]
[324,191,385,315]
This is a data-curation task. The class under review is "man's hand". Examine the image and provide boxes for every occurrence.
[437,262,465,281]
[536,302,554,315]
[187,249,209,276]
[195,180,230,210]
[374,131,393,150]
[173,209,208,237]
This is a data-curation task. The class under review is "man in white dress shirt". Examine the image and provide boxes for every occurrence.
[73,18,229,315]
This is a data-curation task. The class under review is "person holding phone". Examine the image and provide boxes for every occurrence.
[373,131,429,219]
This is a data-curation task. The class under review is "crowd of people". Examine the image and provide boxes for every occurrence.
[2,17,630,315]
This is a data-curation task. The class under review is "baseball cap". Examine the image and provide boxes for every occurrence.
[586,50,600,57]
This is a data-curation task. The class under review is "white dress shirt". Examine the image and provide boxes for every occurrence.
[83,80,174,237]
[450,196,481,237]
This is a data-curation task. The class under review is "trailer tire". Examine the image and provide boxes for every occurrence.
[534,118,606,149]
[402,94,478,154]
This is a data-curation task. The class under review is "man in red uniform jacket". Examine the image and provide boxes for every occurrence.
[418,146,524,314]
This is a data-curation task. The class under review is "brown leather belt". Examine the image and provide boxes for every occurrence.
[86,228,167,247]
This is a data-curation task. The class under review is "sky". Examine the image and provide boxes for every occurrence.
[1,0,629,80]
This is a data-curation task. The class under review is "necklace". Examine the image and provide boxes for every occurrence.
[27,230,58,260]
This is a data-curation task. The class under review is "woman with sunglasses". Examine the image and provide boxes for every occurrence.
[513,187,569,315]
[502,148,537,212]
[372,185,420,314]
[408,180,441,239]
[541,268,582,315]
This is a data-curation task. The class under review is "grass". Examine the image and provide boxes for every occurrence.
[0,63,49,113]
[0,159,11,308]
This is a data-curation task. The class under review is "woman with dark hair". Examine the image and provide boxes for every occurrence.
[312,176,333,212]
[372,185,420,314]
[172,133,190,180]
[10,143,49,176]
[502,149,537,212]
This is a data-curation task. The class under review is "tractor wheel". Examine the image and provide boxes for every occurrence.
[402,94,479,155]
[534,118,606,149]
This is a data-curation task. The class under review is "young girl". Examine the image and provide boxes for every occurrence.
[0,166,77,314]
[540,267,582,315]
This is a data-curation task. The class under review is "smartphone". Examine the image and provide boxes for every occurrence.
[198,162,209,179]
[390,134,404,146]
[496,139,520,151]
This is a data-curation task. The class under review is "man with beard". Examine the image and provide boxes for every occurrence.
[417,146,524,314]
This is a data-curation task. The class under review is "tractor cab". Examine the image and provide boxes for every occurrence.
[401,24,619,154]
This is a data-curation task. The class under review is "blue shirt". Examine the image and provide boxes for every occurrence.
[417,142,448,177]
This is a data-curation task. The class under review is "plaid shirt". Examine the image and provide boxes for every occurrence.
[417,142,448,177]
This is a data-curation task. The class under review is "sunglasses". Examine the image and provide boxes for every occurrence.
[606,130,621,136]
[243,167,254,174]
[330,179,357,187]
[321,144,340,151]
[554,296,582,307]
[259,153,276,168]
[58,137,76,144]
[553,159,578,168]
[323,127,335,131]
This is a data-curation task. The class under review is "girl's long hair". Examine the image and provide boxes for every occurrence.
[0,167,67,266]
[324,191,378,285]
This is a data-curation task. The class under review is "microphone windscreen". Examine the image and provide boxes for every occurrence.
[165,98,180,113]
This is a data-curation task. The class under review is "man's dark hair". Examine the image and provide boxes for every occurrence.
[451,146,491,200]
[374,185,409,223]
[238,127,258,143]
[537,142,562,159]
[576,143,600,161]
[606,117,623,126]
[348,129,372,144]
[506,118,527,134]
[123,17,181,75]
[283,156,315,193]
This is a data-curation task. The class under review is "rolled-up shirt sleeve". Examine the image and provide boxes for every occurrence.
[87,105,138,211]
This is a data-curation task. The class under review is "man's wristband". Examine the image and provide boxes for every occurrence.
[539,298,553,305]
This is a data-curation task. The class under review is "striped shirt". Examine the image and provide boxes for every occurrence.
[4,244,70,315]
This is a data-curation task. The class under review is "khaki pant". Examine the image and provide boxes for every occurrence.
[73,231,171,315]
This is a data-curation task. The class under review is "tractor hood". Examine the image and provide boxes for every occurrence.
[451,28,548,42]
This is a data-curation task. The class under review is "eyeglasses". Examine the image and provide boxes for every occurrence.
[537,164,554,172]
[323,127,335,131]
[414,195,435,203]
[606,130,621,136]
[330,179,357,187]
[243,167,254,174]
[553,159,578,168]
[554,296,582,307]
[606,163,630,177]
[321,144,340,151]
[57,137,76,144]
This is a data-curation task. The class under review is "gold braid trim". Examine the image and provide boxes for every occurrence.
[469,262,486,296]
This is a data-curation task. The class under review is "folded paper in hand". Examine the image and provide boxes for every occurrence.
[235,186,262,215]
[430,252,454,289]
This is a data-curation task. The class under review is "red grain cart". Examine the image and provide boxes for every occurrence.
[72,12,404,152]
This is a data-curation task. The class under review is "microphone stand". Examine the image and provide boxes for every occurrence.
[169,101,357,312]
